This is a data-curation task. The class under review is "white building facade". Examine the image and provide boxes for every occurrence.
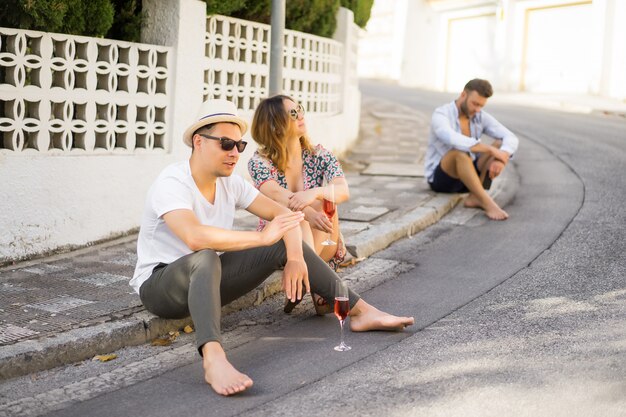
[359,0,626,100]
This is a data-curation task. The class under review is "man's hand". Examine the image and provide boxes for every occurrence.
[283,259,309,302]
[491,148,510,165]
[287,189,319,212]
[304,207,333,233]
[260,211,304,246]
[488,160,505,179]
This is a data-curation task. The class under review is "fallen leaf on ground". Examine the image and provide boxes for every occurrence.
[151,337,172,347]
[151,331,179,347]
[339,257,365,268]
[93,354,117,362]
[183,325,194,333]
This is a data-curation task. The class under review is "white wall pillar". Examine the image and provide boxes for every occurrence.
[142,0,207,158]
[332,7,361,152]
[599,0,626,99]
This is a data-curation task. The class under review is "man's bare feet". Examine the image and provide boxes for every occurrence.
[202,342,253,396]
[484,204,508,220]
[464,194,508,220]
[349,300,414,332]
[463,193,482,208]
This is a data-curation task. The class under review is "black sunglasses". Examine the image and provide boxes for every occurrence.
[198,134,247,152]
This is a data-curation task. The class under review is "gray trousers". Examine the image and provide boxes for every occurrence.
[139,241,360,354]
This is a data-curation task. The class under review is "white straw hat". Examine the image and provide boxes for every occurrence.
[182,99,248,147]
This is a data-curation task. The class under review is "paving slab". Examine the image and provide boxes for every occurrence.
[362,162,424,177]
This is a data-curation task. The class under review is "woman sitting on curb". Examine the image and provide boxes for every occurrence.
[248,95,349,315]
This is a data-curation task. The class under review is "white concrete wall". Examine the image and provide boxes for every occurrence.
[1,0,361,263]
[362,0,626,100]
[357,0,408,80]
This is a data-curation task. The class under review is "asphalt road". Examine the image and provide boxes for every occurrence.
[6,81,625,417]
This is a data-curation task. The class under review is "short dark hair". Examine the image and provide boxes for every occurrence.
[464,79,493,98]
[191,123,216,152]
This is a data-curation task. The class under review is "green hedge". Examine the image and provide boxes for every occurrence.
[0,0,114,37]
[0,0,141,41]
[208,0,373,38]
[0,0,373,41]
[340,0,374,28]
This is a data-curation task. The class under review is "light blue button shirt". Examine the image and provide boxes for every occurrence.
[424,101,519,183]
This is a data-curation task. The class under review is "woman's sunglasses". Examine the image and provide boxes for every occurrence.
[287,104,305,120]
[198,134,247,152]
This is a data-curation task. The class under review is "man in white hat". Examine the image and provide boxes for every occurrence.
[131,99,414,396]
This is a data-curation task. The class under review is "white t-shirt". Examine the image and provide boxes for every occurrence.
[130,160,259,293]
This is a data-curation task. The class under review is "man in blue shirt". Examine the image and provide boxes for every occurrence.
[424,79,518,220]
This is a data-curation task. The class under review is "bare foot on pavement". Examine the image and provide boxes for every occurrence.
[349,300,414,332]
[202,342,253,396]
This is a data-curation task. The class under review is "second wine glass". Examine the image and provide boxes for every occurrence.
[321,183,336,246]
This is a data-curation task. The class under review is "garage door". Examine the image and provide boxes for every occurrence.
[522,2,593,93]
[445,14,497,92]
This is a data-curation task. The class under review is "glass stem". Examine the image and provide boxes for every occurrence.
[339,319,345,346]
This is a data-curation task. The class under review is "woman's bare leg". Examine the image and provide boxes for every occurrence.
[349,299,414,331]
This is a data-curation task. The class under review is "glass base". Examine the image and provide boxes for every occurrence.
[334,342,351,352]
[321,239,336,246]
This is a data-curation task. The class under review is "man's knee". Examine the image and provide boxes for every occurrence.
[451,150,472,163]
[188,249,221,282]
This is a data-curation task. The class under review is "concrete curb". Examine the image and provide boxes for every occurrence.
[346,195,462,258]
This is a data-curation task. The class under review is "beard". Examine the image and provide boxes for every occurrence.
[460,97,471,117]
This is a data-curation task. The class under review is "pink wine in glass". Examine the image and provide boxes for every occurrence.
[334,296,350,321]
[323,198,336,219]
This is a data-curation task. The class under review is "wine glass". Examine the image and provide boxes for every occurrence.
[321,183,336,246]
[333,280,351,352]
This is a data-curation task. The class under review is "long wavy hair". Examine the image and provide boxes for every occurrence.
[251,95,314,173]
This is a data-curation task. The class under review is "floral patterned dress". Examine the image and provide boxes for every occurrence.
[248,144,346,270]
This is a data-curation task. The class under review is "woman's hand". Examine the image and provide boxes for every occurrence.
[304,207,333,233]
[260,211,304,246]
[287,189,320,212]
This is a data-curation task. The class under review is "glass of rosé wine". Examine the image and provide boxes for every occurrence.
[333,280,351,352]
[320,183,336,246]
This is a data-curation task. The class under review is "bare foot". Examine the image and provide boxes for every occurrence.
[484,203,509,220]
[349,300,414,332]
[202,342,253,396]
[463,194,482,208]
[464,194,509,220]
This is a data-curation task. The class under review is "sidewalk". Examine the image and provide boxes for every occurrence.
[0,97,515,381]
[491,91,626,118]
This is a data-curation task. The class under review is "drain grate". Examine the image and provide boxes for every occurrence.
[0,324,39,344]
[106,253,137,267]
[26,296,94,313]
[76,273,129,287]
[21,264,66,275]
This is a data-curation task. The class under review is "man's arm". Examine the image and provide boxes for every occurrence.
[162,208,303,253]
[431,108,479,152]
[481,111,519,156]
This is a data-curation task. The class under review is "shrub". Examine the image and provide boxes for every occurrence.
[0,0,114,37]
[340,0,374,28]
[217,0,341,38]
[106,0,142,42]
